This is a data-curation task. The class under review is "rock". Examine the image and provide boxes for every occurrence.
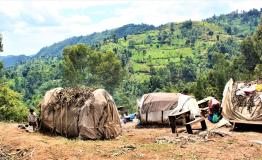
[249,140,262,145]
[198,131,208,138]
[17,124,26,130]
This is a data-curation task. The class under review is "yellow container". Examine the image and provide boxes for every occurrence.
[256,84,262,91]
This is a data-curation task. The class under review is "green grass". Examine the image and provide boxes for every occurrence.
[175,47,193,57]
[130,73,150,82]
[97,21,245,84]
[132,63,150,72]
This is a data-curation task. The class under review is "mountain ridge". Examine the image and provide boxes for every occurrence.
[34,23,156,58]
[2,8,261,68]
[0,55,30,67]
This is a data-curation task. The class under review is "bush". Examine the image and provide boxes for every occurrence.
[0,84,27,122]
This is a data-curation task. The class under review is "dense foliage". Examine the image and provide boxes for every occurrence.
[205,9,262,37]
[62,44,123,92]
[0,55,30,67]
[0,34,2,52]
[0,84,27,121]
[0,35,27,121]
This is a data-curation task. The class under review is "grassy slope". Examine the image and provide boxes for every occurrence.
[3,10,261,108]
[100,21,242,82]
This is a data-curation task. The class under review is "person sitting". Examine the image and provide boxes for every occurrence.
[208,98,222,123]
[28,108,38,131]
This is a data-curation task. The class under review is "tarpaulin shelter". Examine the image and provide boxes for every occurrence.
[138,93,200,124]
[222,79,262,121]
[39,87,122,140]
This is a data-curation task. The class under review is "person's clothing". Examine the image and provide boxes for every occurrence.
[28,112,38,130]
[208,113,221,123]
[208,98,220,114]
[208,98,222,123]
[28,112,37,123]
[29,121,37,128]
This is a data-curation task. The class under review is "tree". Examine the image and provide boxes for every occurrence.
[240,16,262,73]
[179,57,197,82]
[62,44,92,86]
[209,53,230,99]
[240,37,259,71]
[124,35,127,41]
[254,64,262,79]
[112,34,118,43]
[0,62,3,71]
[208,31,214,36]
[216,35,220,41]
[168,62,179,83]
[0,34,3,69]
[253,18,262,62]
[229,55,250,80]
[93,51,123,92]
[193,73,208,99]
[128,40,136,49]
[0,34,3,52]
[182,20,193,29]
[0,49,27,121]
[225,26,232,35]
[170,23,175,33]
[62,44,123,92]
[0,84,27,121]
[145,35,152,44]
[149,75,164,92]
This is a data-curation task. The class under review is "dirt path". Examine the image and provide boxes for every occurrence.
[0,122,262,160]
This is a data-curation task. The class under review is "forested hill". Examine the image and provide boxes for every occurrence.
[1,8,262,120]
[35,24,155,57]
[205,9,262,36]
[0,55,30,67]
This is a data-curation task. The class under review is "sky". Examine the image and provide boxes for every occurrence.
[0,0,262,56]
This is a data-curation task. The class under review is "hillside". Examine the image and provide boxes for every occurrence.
[34,9,261,59]
[1,4,262,160]
[98,21,242,82]
[35,24,155,57]
[0,55,30,67]
[205,9,262,37]
[2,8,262,110]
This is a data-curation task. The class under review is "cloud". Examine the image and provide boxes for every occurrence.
[0,0,261,55]
[0,0,126,55]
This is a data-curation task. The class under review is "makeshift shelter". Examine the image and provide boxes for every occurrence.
[39,87,122,140]
[117,106,128,117]
[222,79,262,121]
[138,93,200,124]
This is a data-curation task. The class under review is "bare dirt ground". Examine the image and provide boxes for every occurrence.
[0,121,262,160]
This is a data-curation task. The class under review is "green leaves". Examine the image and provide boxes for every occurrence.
[62,44,92,86]
[0,34,3,52]
[240,37,259,71]
[0,83,27,121]
[62,44,123,92]
[240,16,262,78]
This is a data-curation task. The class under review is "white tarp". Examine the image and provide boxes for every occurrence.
[169,94,200,119]
[138,93,200,124]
